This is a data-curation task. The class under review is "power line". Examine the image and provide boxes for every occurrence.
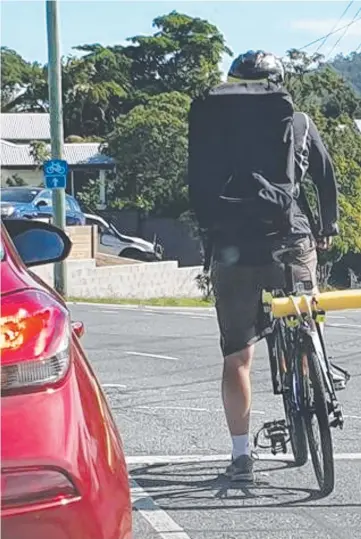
[355,42,361,52]
[315,1,354,53]
[299,14,361,51]
[326,6,361,59]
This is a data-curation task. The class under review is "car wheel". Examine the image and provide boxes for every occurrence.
[120,248,149,261]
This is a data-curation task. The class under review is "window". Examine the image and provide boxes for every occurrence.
[1,188,39,203]
[69,197,82,212]
[36,190,72,211]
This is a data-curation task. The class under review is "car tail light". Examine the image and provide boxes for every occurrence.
[1,468,79,509]
[1,290,70,394]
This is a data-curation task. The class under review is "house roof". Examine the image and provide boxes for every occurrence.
[0,140,115,168]
[355,119,361,133]
[1,113,51,141]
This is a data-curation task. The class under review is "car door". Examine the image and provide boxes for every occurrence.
[86,217,122,255]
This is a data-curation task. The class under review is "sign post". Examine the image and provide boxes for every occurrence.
[45,0,67,297]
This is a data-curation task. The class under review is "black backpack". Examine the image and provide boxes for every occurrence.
[188,81,297,238]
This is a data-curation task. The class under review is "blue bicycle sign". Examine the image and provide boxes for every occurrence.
[43,159,68,189]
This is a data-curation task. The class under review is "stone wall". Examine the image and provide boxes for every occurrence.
[32,259,203,299]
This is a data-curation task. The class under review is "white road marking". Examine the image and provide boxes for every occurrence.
[328,315,347,319]
[131,479,191,539]
[125,351,180,361]
[134,405,265,414]
[327,323,361,329]
[68,301,213,312]
[127,452,361,466]
[345,414,361,420]
[102,383,127,389]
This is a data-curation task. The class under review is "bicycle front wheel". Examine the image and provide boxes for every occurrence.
[301,348,334,496]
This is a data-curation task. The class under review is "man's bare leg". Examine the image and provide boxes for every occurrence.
[222,345,254,462]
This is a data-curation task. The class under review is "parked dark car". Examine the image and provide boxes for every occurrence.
[0,187,86,226]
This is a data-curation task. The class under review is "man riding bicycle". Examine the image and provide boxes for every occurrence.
[188,50,346,483]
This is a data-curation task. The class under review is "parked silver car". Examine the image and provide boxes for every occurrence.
[85,213,164,262]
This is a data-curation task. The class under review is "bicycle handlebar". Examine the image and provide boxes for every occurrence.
[271,289,361,318]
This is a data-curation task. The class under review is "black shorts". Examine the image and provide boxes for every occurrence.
[210,236,318,357]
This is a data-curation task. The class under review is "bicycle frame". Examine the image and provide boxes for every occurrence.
[265,287,345,430]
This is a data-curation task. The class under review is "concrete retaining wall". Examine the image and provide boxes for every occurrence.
[32,259,204,299]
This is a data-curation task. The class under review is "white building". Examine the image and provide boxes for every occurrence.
[0,113,115,206]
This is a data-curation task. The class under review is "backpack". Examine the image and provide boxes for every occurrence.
[188,81,297,239]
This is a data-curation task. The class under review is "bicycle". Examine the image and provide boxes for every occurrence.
[253,244,351,496]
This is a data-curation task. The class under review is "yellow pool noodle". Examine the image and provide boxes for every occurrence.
[272,289,361,318]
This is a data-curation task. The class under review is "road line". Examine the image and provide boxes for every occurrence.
[102,383,127,389]
[127,452,361,466]
[131,479,191,539]
[134,405,265,414]
[327,323,361,329]
[344,414,361,420]
[125,351,180,361]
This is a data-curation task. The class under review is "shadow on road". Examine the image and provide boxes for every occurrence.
[130,459,356,510]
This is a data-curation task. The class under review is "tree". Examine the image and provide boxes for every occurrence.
[1,47,48,112]
[62,44,131,137]
[284,50,361,280]
[332,51,361,96]
[124,11,232,98]
[29,140,50,168]
[105,92,191,223]
[6,173,27,187]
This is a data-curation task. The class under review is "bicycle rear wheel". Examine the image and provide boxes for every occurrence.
[301,348,334,496]
[276,324,308,466]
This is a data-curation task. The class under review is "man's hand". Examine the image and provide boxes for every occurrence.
[317,236,333,251]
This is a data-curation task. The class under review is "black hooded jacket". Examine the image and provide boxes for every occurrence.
[292,111,339,237]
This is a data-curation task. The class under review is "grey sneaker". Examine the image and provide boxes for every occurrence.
[225,454,254,482]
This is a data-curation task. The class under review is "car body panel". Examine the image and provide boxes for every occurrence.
[1,187,86,226]
[0,222,132,539]
[85,213,164,261]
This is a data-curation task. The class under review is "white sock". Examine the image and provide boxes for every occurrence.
[232,434,250,459]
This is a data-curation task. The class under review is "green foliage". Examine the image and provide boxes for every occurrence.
[105,92,191,216]
[29,140,50,168]
[1,47,48,112]
[124,11,232,98]
[195,272,213,301]
[77,178,102,209]
[5,173,27,187]
[284,50,361,268]
[331,51,361,95]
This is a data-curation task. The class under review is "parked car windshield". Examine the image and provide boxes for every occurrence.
[1,188,39,203]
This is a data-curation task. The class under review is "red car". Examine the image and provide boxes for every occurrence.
[1,218,132,539]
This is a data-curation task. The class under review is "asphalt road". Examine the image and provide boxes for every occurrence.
[69,302,361,539]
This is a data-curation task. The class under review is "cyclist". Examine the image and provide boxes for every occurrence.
[189,50,344,482]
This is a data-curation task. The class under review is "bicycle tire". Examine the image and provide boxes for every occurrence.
[276,324,308,466]
[302,348,334,496]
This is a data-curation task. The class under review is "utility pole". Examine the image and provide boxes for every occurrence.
[46,0,67,296]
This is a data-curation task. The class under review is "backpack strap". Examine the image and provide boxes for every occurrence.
[294,112,310,183]
[294,112,320,238]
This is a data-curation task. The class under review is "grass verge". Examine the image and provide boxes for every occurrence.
[67,296,214,307]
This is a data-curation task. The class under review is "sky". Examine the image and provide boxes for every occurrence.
[1,0,361,75]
